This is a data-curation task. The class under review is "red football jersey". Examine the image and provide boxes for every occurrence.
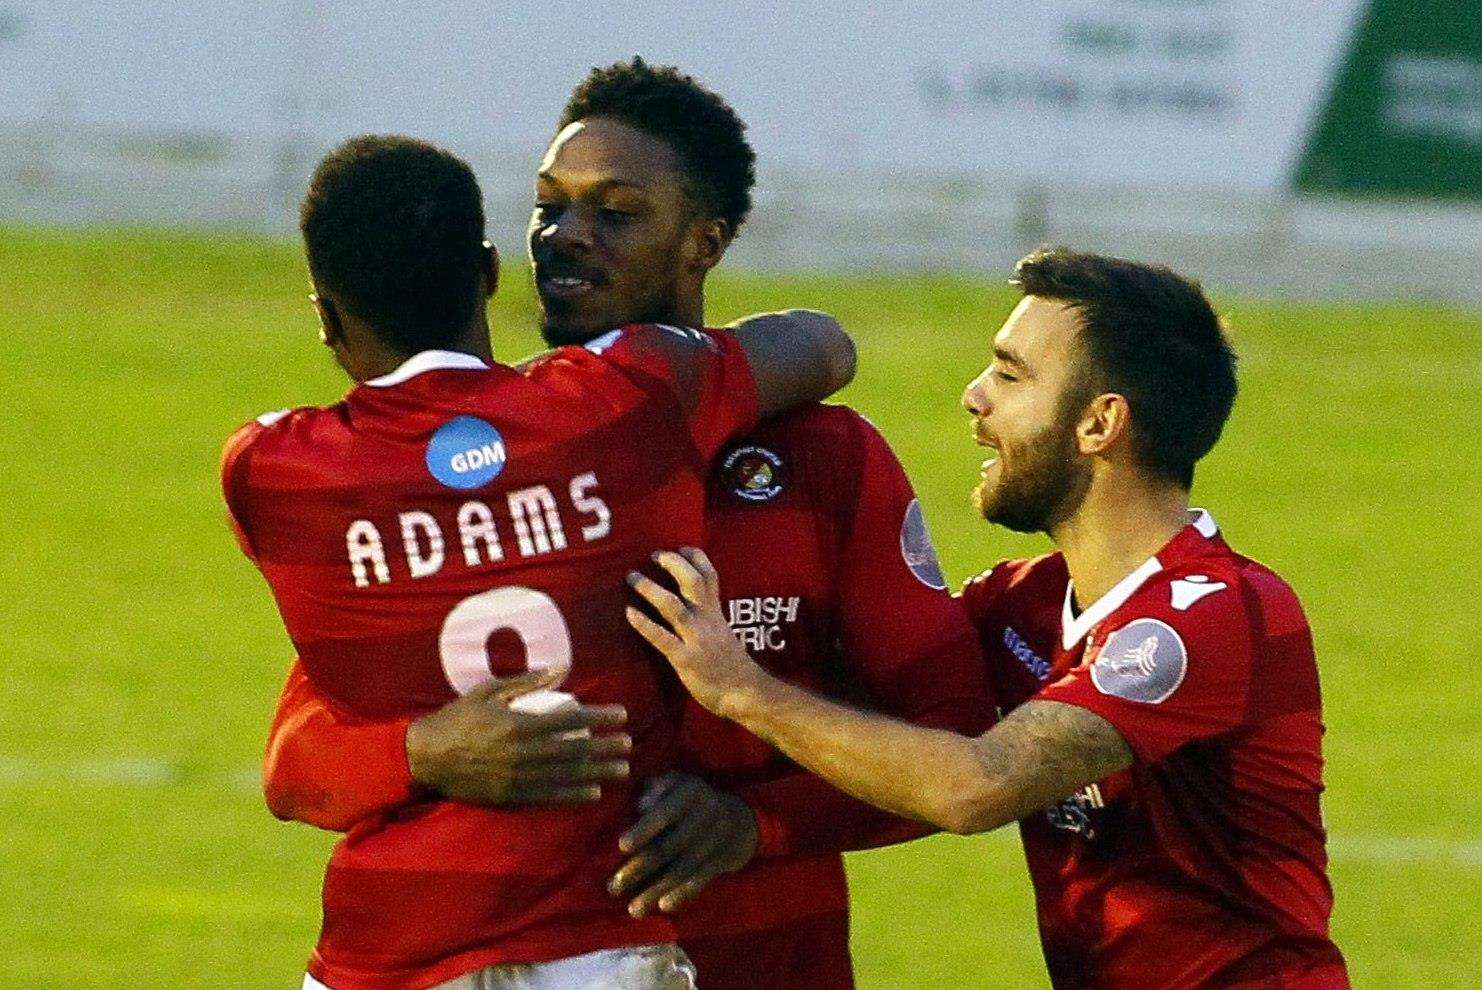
[260,405,991,990]
[961,511,1349,989]
[675,406,991,989]
[223,326,757,990]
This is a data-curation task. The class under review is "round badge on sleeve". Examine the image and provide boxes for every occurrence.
[426,416,507,489]
[1089,618,1187,704]
[900,499,947,590]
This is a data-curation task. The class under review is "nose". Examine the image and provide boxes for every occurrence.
[536,204,594,255]
[962,372,990,416]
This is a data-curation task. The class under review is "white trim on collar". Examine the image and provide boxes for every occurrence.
[1062,556,1163,651]
[363,350,489,388]
[1060,508,1219,650]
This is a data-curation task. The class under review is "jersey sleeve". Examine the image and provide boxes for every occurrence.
[263,658,418,831]
[588,324,759,460]
[220,419,267,560]
[740,417,994,858]
[1037,581,1254,764]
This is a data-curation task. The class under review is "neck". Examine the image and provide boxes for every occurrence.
[353,319,493,382]
[439,320,495,364]
[667,282,706,329]
[1050,468,1190,611]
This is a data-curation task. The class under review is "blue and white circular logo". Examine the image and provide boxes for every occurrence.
[1090,618,1188,705]
[900,499,948,590]
[426,416,507,489]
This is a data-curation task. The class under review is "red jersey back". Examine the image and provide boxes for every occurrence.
[222,327,757,989]
[961,511,1348,989]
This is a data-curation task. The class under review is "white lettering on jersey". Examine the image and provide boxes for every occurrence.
[346,519,390,587]
[399,511,446,579]
[508,485,568,557]
[1170,575,1229,611]
[569,472,611,543]
[726,596,801,652]
[449,441,506,476]
[456,500,504,566]
[345,469,603,587]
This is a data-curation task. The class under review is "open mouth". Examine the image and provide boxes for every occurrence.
[535,261,607,301]
[974,424,1000,475]
[537,274,599,300]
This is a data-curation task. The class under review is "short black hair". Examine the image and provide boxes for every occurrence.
[1013,247,1237,489]
[300,135,486,355]
[559,57,755,235]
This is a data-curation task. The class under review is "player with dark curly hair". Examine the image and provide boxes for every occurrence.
[531,57,757,346]
[264,60,989,990]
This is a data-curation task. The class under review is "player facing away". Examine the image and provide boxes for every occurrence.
[259,61,991,989]
[630,250,1351,988]
[221,135,856,989]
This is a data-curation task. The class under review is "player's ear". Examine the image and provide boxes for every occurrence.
[686,216,730,274]
[482,241,499,299]
[1076,393,1130,457]
[312,291,344,349]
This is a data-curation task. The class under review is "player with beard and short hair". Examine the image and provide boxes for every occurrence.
[630,249,1350,989]
[225,134,856,990]
[262,62,989,990]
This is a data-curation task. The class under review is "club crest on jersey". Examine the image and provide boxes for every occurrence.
[900,499,947,590]
[426,416,507,490]
[1090,618,1187,704]
[722,445,785,502]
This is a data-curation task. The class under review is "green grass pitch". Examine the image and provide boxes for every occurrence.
[1,227,1478,987]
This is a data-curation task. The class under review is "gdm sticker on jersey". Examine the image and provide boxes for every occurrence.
[900,498,947,590]
[722,445,785,502]
[1090,618,1187,704]
[426,416,507,490]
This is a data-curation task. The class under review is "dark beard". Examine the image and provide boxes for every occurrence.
[535,291,680,349]
[974,420,1091,534]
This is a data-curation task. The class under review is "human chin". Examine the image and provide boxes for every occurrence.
[975,471,1042,534]
[538,294,614,347]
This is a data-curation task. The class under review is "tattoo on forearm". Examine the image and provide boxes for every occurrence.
[970,700,1133,825]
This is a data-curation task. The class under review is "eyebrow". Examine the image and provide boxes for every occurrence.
[535,173,649,194]
[994,346,1027,368]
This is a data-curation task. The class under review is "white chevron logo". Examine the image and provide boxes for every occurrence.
[1170,576,1227,611]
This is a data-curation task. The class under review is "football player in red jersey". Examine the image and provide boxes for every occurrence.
[631,249,1351,988]
[223,135,857,989]
[260,61,990,989]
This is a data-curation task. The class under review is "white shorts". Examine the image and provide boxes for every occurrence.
[303,942,697,990]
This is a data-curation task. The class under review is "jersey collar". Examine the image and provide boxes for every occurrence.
[1060,509,1218,650]
[363,349,490,388]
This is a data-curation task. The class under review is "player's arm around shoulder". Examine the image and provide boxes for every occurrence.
[724,309,856,418]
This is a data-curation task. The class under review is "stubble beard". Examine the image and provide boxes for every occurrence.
[974,421,1091,535]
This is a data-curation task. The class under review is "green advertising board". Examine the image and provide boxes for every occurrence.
[1296,0,1482,200]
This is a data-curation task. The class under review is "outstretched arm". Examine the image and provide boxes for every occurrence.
[627,549,1132,835]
